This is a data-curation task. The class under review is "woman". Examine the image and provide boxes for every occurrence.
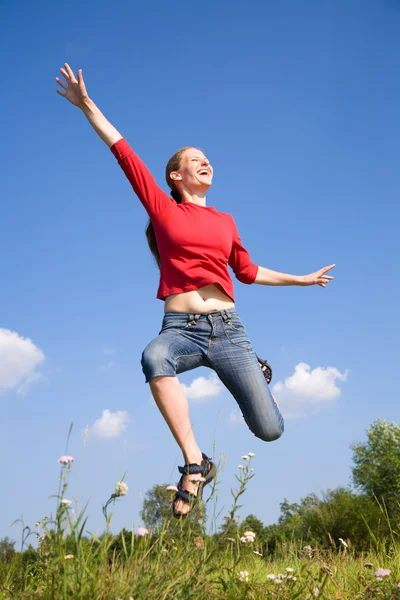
[56,64,334,517]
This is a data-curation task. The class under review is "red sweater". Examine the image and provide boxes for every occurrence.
[111,139,258,301]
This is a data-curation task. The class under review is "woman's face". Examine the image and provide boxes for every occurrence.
[171,148,213,193]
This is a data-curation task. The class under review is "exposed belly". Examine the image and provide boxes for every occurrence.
[164,284,235,314]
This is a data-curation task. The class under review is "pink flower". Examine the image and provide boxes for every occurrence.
[374,568,391,579]
[137,527,149,536]
[58,455,74,465]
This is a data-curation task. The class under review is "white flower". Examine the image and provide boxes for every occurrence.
[277,573,287,579]
[64,554,74,560]
[248,452,255,457]
[338,537,348,548]
[250,468,254,472]
[244,531,256,538]
[285,567,294,572]
[165,485,179,492]
[61,499,72,506]
[238,465,244,469]
[238,570,249,582]
[313,587,320,597]
[115,481,128,497]
[226,537,236,542]
[253,551,262,556]
[241,455,250,460]
[274,579,283,585]
[266,574,276,580]
[240,536,248,543]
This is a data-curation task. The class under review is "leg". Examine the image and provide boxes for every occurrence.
[209,314,284,441]
[141,324,207,515]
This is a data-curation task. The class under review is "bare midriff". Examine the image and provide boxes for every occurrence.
[164,284,235,314]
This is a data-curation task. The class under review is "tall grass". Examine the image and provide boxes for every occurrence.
[2,443,400,599]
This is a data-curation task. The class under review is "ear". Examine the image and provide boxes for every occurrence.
[170,171,182,181]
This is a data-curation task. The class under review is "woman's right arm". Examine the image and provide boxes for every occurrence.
[56,63,122,147]
[56,63,172,216]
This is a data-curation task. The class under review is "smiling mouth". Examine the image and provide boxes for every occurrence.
[198,170,210,176]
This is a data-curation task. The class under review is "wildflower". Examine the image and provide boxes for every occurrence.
[241,455,250,460]
[38,534,47,542]
[243,530,255,539]
[194,536,205,549]
[64,554,74,560]
[302,545,313,558]
[248,452,255,457]
[277,574,287,579]
[115,481,128,497]
[287,575,298,581]
[250,468,254,472]
[313,587,320,597]
[58,455,74,465]
[61,499,72,506]
[364,562,374,569]
[274,579,283,584]
[238,570,249,582]
[165,485,178,492]
[226,537,236,542]
[137,527,149,536]
[266,574,276,580]
[238,465,244,469]
[374,568,391,581]
[338,537,348,548]
[285,567,294,573]
[253,551,262,556]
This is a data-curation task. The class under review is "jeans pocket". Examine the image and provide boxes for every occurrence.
[222,319,252,350]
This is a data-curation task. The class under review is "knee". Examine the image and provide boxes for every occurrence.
[141,340,172,383]
[253,419,284,443]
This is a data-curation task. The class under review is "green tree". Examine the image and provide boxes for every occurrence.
[0,537,16,564]
[351,419,400,518]
[140,483,205,535]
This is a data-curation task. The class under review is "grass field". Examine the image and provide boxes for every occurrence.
[2,445,400,599]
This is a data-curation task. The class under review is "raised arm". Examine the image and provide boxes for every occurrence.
[56,63,122,147]
[55,64,173,217]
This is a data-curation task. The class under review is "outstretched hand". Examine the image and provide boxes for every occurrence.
[302,264,335,288]
[55,63,89,108]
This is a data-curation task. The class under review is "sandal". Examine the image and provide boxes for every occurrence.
[257,355,273,384]
[172,452,216,519]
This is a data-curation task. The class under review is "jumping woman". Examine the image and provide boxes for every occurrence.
[56,64,335,517]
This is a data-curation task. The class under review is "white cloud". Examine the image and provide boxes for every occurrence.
[228,409,245,426]
[272,362,348,418]
[100,345,117,356]
[0,329,45,397]
[91,409,130,439]
[181,374,223,403]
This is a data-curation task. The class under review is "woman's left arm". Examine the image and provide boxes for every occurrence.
[254,264,335,288]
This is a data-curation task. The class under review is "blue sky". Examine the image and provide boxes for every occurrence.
[1,0,399,543]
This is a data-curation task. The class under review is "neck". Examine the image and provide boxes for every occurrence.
[180,188,207,207]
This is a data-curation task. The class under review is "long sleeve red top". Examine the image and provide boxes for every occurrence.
[111,139,258,301]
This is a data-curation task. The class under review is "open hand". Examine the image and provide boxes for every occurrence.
[55,63,89,108]
[302,264,335,288]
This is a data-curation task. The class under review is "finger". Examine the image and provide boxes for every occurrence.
[64,63,77,83]
[322,264,336,274]
[319,283,327,288]
[56,89,67,97]
[55,77,67,90]
[77,68,84,85]
[60,67,70,82]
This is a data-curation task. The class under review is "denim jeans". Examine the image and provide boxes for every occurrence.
[141,309,284,442]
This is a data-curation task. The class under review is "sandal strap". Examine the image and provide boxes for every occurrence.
[175,488,197,503]
[178,462,204,475]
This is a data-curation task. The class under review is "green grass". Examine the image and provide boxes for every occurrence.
[2,444,400,599]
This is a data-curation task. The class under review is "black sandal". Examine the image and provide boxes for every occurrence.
[257,355,273,384]
[172,452,216,519]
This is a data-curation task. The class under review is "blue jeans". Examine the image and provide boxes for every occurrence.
[141,309,284,442]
